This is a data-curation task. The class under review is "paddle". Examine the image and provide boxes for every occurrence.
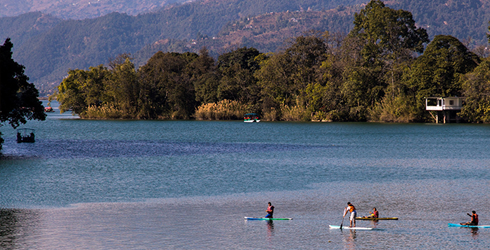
[340,207,346,229]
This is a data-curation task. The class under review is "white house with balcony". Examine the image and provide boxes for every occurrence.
[425,97,464,123]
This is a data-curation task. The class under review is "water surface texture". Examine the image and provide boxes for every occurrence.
[1,105,490,249]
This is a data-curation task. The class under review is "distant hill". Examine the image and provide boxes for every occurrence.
[389,0,490,46]
[1,0,489,96]
[3,0,368,95]
[0,12,62,50]
[132,7,359,67]
[0,0,190,20]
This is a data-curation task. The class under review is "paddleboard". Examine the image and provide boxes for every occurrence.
[448,223,490,228]
[329,225,374,230]
[245,217,292,221]
[356,217,398,220]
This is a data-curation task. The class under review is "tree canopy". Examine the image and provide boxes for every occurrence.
[53,1,490,123]
[0,38,46,151]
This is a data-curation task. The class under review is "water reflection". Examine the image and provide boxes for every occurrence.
[266,220,274,238]
[341,229,357,250]
[0,209,40,249]
[471,228,479,239]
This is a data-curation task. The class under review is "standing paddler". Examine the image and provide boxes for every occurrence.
[343,202,357,227]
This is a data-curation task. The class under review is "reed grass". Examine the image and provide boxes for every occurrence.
[195,99,250,120]
[279,104,309,121]
[81,105,125,119]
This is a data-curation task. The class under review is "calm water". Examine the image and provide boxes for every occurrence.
[1,102,490,249]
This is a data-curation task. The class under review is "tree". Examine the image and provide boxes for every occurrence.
[460,58,490,123]
[347,0,429,121]
[256,35,327,109]
[137,51,200,119]
[216,47,261,106]
[0,38,46,151]
[189,47,219,105]
[406,35,480,120]
[351,0,429,56]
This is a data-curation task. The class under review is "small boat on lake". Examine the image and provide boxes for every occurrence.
[17,128,35,143]
[356,217,398,220]
[45,106,54,112]
[244,113,260,123]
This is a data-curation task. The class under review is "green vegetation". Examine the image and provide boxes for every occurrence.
[53,1,490,123]
[0,38,46,151]
[2,0,490,96]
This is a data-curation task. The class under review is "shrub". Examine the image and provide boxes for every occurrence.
[195,99,250,120]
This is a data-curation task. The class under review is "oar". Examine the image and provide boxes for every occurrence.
[340,207,346,229]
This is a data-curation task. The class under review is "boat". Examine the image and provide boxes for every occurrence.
[244,113,260,123]
[16,128,35,143]
[448,223,490,228]
[356,217,398,220]
[45,106,54,112]
[329,225,374,230]
[244,217,292,221]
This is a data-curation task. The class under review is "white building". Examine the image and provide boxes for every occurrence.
[425,97,464,123]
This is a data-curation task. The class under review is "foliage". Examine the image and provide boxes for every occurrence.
[0,38,46,150]
[195,99,249,120]
[460,58,490,123]
[6,0,490,97]
[54,51,214,119]
[53,2,490,123]
[405,35,480,120]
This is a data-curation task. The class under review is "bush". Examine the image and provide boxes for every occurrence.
[81,105,126,119]
[280,104,310,121]
[195,99,250,120]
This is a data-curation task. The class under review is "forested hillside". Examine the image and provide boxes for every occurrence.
[0,12,62,49]
[0,0,188,20]
[53,1,490,124]
[389,0,490,46]
[1,0,489,96]
[132,7,359,66]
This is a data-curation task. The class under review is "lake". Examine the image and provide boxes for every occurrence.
[1,101,490,249]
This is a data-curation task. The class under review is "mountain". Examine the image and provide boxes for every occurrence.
[0,0,191,20]
[132,7,359,67]
[388,0,490,46]
[1,0,489,96]
[3,0,369,95]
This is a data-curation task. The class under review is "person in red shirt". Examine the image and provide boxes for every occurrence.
[369,207,379,218]
[265,202,274,218]
[461,211,478,225]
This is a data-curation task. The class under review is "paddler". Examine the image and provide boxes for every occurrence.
[367,207,379,218]
[265,202,274,218]
[461,211,478,225]
[343,202,357,227]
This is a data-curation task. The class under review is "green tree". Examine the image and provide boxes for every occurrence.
[0,38,46,150]
[351,0,429,55]
[460,58,490,123]
[56,66,110,115]
[189,47,219,105]
[138,51,199,119]
[216,47,261,107]
[348,0,429,121]
[105,57,139,117]
[406,35,480,120]
[256,35,327,109]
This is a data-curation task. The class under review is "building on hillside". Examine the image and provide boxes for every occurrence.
[425,97,464,123]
